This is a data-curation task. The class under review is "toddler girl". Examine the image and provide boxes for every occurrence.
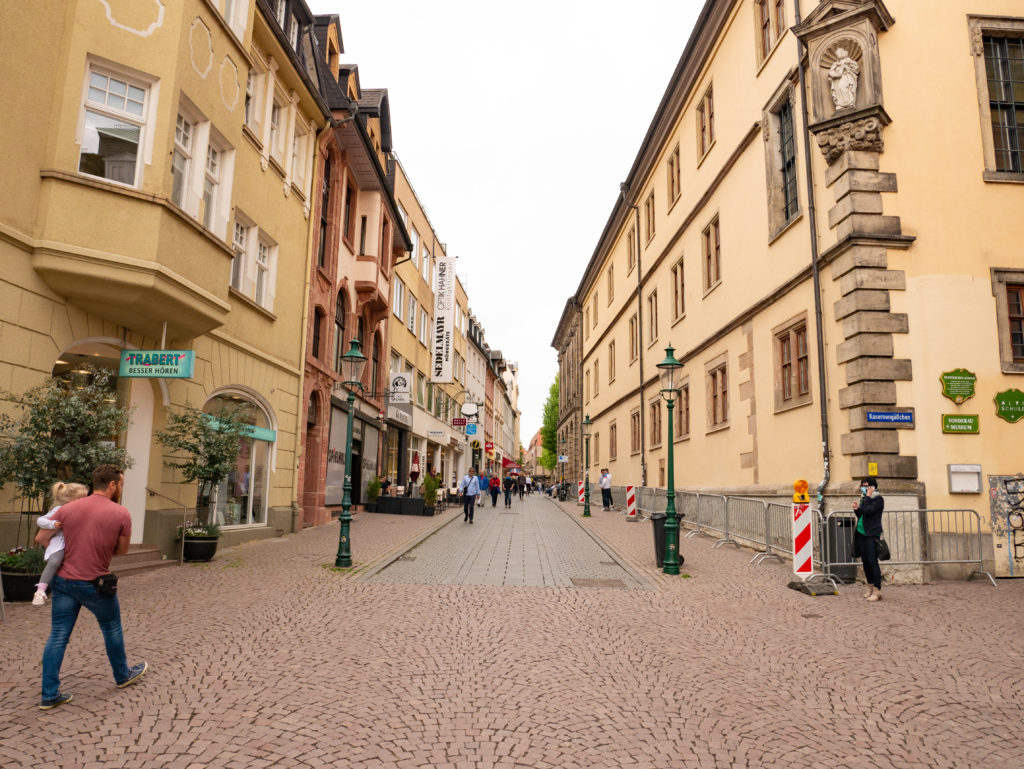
[33,481,89,606]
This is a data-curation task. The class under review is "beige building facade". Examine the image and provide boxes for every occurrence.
[557,0,1024,572]
[0,0,329,552]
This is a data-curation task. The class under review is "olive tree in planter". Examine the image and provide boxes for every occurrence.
[0,366,133,546]
[155,404,248,563]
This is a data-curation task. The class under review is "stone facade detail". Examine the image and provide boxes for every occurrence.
[816,115,884,164]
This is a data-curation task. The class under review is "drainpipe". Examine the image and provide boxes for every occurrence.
[620,183,647,487]
[794,0,831,511]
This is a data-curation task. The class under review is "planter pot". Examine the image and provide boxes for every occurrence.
[365,502,378,512]
[181,537,219,562]
[2,571,43,602]
[422,505,435,517]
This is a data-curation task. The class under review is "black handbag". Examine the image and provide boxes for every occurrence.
[875,537,891,561]
[92,573,119,597]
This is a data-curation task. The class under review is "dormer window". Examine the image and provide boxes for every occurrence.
[289,14,299,48]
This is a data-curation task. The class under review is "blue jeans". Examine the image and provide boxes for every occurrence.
[504,489,513,506]
[41,575,130,700]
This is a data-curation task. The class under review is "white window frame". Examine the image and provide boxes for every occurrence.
[253,232,278,311]
[393,279,405,321]
[407,295,416,332]
[171,112,194,209]
[419,308,430,346]
[231,213,252,293]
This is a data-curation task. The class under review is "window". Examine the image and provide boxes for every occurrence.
[675,381,690,440]
[334,291,346,373]
[607,265,614,303]
[255,237,273,308]
[778,101,798,220]
[627,227,636,272]
[231,218,248,292]
[630,409,641,454]
[202,393,272,527]
[417,372,425,407]
[647,290,658,344]
[667,145,681,203]
[629,313,639,362]
[318,155,331,268]
[773,317,810,410]
[291,127,308,190]
[244,67,263,133]
[649,399,662,447]
[608,341,616,383]
[697,85,714,158]
[593,361,599,396]
[79,65,150,187]
[312,308,324,359]
[754,1,785,62]
[407,295,416,332]
[970,19,1024,180]
[274,0,286,27]
[202,142,222,232]
[593,292,598,327]
[410,227,420,266]
[609,423,617,460]
[422,244,431,283]
[269,98,284,162]
[343,181,355,243]
[230,215,275,310]
[585,370,590,403]
[991,270,1024,373]
[419,308,430,346]
[707,357,729,429]
[644,191,655,243]
[171,113,193,207]
[672,258,685,320]
[585,306,590,337]
[392,279,405,321]
[702,216,721,292]
[288,13,299,49]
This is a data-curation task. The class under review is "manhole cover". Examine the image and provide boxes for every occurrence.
[570,578,626,588]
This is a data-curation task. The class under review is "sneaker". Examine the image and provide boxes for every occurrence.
[117,662,148,689]
[32,590,47,606]
[39,693,73,710]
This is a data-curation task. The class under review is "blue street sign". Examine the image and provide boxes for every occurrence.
[466,423,477,435]
[866,411,913,425]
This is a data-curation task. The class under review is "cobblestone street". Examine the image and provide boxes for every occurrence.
[2,494,1023,769]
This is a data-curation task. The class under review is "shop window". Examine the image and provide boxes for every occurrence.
[202,393,274,527]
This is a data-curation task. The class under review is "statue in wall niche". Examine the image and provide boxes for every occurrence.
[827,47,860,110]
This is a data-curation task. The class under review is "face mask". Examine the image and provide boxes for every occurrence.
[860,486,868,496]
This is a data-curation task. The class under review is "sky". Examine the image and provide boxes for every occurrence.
[307,0,704,443]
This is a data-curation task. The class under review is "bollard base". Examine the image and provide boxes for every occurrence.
[787,580,838,596]
[626,516,639,522]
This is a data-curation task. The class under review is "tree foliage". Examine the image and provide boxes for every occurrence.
[539,374,559,471]
[0,366,134,505]
[155,404,249,503]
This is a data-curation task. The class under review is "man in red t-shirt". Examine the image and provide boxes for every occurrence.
[39,464,148,710]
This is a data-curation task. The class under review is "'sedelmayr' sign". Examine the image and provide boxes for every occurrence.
[119,350,194,378]
[431,257,456,383]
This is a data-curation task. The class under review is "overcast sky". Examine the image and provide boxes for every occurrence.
[307,0,703,443]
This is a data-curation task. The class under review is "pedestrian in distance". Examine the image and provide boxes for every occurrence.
[852,475,885,601]
[517,474,525,500]
[32,482,90,606]
[489,475,501,507]
[458,467,480,524]
[39,464,148,711]
[502,473,515,508]
[477,471,488,506]
[599,468,613,510]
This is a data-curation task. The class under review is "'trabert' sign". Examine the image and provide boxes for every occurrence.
[119,350,194,378]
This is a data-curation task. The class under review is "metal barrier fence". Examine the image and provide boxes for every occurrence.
[580,486,996,586]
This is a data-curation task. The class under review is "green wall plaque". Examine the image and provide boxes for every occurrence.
[939,368,977,404]
[942,414,979,433]
[995,389,1024,423]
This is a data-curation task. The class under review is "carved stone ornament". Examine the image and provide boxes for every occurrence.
[816,115,883,163]
[970,27,984,56]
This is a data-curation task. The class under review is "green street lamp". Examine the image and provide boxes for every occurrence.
[335,338,367,568]
[657,344,683,575]
[559,437,567,488]
[582,414,593,517]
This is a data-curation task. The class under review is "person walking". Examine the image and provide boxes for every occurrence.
[599,469,613,510]
[852,475,885,602]
[39,464,148,710]
[517,474,525,500]
[458,467,480,524]
[488,475,501,507]
[502,473,515,508]
[477,471,489,506]
[32,482,90,606]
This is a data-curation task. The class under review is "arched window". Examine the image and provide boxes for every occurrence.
[333,290,346,373]
[307,392,318,425]
[318,155,331,268]
[202,393,275,527]
[312,308,325,360]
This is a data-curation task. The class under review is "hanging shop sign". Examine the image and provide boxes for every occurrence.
[466,423,478,435]
[389,373,411,404]
[942,414,979,434]
[939,368,977,404]
[995,389,1024,423]
[430,257,456,383]
[470,439,482,450]
[452,417,467,426]
[119,350,194,378]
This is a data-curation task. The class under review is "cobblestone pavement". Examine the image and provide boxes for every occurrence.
[1,495,1023,769]
[367,493,646,588]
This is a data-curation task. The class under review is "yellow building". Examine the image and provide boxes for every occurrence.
[0,0,329,553]
[557,0,1024,574]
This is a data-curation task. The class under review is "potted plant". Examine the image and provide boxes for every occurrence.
[175,520,222,563]
[156,404,248,561]
[422,474,440,517]
[365,476,381,513]
[0,366,133,545]
[1,546,46,601]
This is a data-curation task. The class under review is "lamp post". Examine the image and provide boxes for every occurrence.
[335,338,367,568]
[657,344,683,575]
[582,414,592,517]
[559,437,566,487]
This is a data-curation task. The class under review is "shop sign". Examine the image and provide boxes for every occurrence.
[939,368,977,404]
[389,373,410,404]
[428,430,445,440]
[466,423,477,435]
[430,257,456,383]
[386,404,412,426]
[470,439,481,450]
[558,455,568,463]
[452,417,467,426]
[866,411,913,425]
[942,414,979,434]
[119,350,194,378]
[995,389,1024,423]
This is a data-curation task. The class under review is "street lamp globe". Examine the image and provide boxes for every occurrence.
[341,338,367,387]
[657,344,683,401]
[581,414,593,438]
